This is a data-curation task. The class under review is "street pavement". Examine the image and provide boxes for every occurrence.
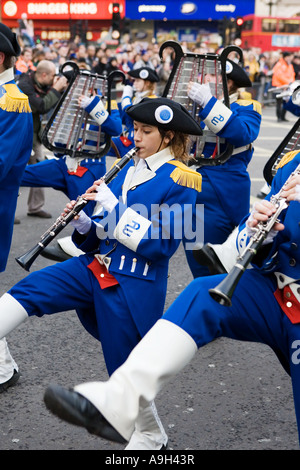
[0,104,299,451]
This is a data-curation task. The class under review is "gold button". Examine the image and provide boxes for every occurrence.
[121,255,125,259]
[100,273,105,278]
[133,258,137,262]
[285,291,291,298]
[286,301,293,308]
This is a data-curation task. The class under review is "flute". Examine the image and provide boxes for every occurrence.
[209,162,300,306]
[16,146,139,271]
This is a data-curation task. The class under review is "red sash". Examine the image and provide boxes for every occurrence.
[87,258,119,289]
[274,285,300,324]
[67,166,88,177]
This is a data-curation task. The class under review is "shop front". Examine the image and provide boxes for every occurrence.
[1,0,125,43]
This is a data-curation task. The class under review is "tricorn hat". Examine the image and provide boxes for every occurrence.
[0,22,21,56]
[126,97,203,135]
[226,59,252,88]
[128,67,159,83]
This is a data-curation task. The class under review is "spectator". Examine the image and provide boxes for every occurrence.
[17,60,68,218]
[272,51,295,122]
[292,55,300,80]
[133,49,155,70]
[17,13,35,47]
[86,44,96,69]
[15,47,36,74]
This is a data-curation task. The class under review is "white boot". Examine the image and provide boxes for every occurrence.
[125,401,168,450]
[75,319,197,442]
[0,293,28,339]
[208,226,239,273]
[0,337,18,384]
[57,236,84,257]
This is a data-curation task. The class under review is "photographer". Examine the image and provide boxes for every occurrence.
[17,60,68,218]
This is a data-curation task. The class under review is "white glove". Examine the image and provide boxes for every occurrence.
[79,96,95,109]
[70,210,92,234]
[245,206,278,245]
[95,182,118,213]
[188,82,213,108]
[122,85,134,100]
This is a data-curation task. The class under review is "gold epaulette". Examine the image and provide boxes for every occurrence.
[239,91,252,100]
[236,98,262,115]
[0,84,31,113]
[109,100,118,110]
[168,161,202,192]
[276,150,300,169]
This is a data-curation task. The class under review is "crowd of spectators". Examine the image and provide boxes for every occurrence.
[14,27,300,105]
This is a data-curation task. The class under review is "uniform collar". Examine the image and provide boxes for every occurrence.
[144,147,174,171]
[122,147,174,202]
[0,67,14,86]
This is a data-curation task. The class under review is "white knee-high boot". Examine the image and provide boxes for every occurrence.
[0,293,28,339]
[0,338,18,384]
[74,319,197,442]
[208,226,239,273]
[125,401,168,450]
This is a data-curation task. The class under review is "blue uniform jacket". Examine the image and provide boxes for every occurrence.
[283,97,300,116]
[0,70,33,271]
[20,102,122,216]
[237,151,300,278]
[197,96,262,227]
[72,147,202,337]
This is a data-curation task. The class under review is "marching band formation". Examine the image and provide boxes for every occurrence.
[2,20,300,450]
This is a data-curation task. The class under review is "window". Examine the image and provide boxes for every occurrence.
[278,20,300,33]
[262,19,277,32]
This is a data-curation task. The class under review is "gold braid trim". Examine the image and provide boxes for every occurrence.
[236,98,262,115]
[276,150,300,169]
[0,84,31,113]
[168,161,202,192]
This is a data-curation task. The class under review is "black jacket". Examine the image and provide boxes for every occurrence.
[17,70,62,145]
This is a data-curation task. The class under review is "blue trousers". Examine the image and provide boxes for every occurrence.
[163,269,300,442]
[9,254,141,376]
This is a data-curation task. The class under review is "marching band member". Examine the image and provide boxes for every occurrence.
[45,149,300,448]
[20,87,123,261]
[183,59,262,278]
[108,66,159,157]
[198,84,300,276]
[0,23,33,392]
[0,97,202,450]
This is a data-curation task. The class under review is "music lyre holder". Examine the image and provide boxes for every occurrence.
[42,62,125,159]
[159,41,244,167]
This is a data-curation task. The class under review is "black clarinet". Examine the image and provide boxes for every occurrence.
[16,147,139,271]
[209,162,300,306]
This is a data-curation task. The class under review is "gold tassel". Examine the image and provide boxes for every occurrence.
[236,99,262,115]
[276,150,300,169]
[168,161,202,192]
[0,84,31,113]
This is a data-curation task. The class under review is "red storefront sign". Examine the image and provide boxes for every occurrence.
[2,0,125,20]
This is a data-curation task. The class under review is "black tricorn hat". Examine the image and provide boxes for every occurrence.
[126,97,203,135]
[226,59,252,88]
[128,67,159,82]
[0,22,21,56]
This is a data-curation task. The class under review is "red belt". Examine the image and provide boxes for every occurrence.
[87,258,119,289]
[274,285,300,324]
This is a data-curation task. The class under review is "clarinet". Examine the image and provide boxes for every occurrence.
[209,162,300,307]
[16,147,139,271]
